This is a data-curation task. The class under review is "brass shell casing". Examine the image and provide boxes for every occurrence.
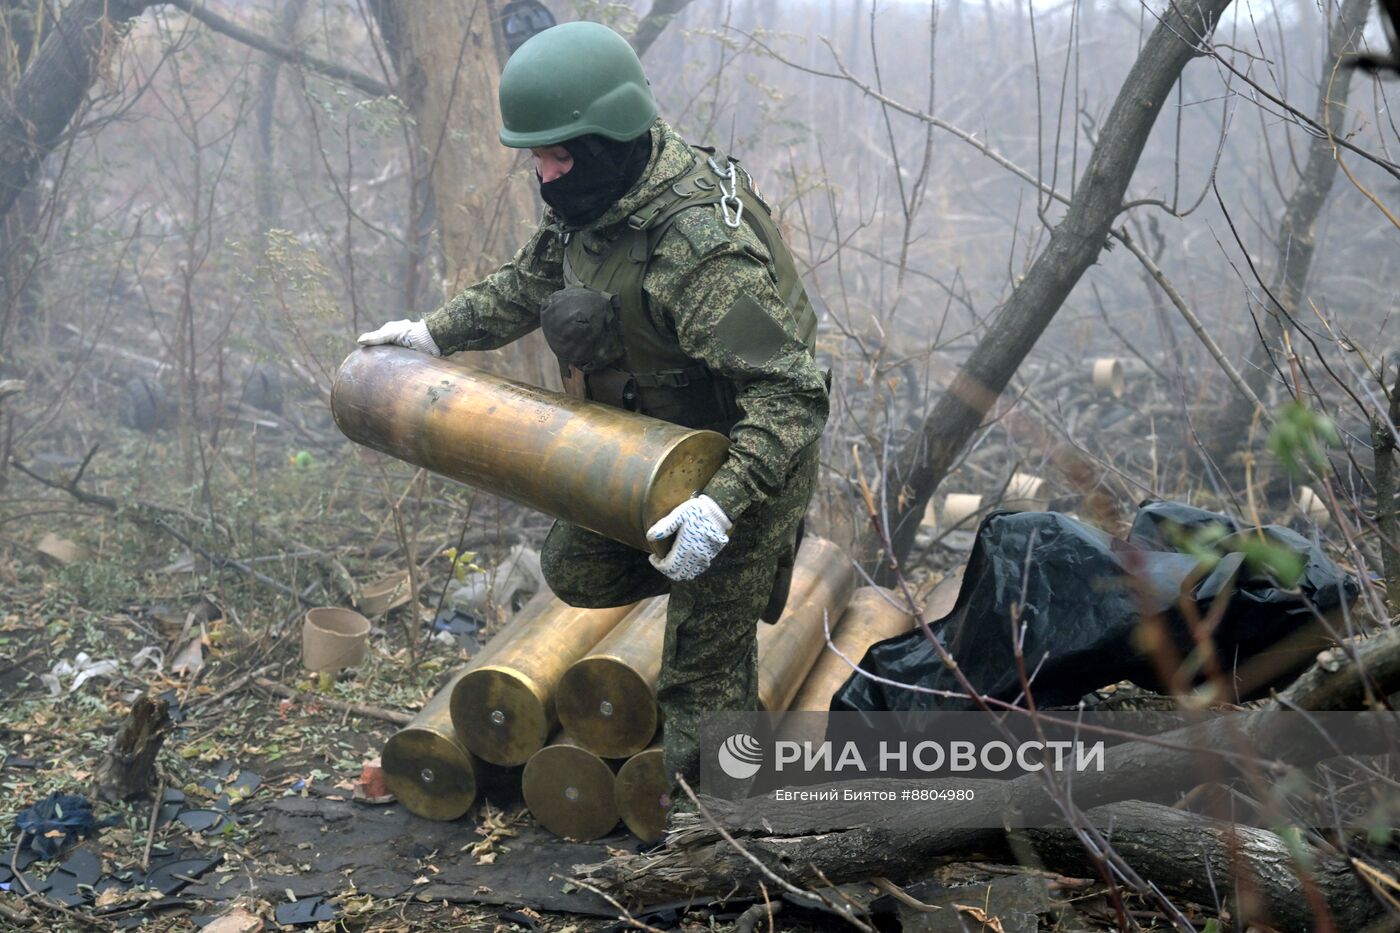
[522,735,621,841]
[331,347,730,553]
[556,597,668,759]
[381,673,479,821]
[614,745,670,843]
[786,586,917,715]
[757,537,857,717]
[380,590,553,820]
[776,586,916,748]
[450,597,635,766]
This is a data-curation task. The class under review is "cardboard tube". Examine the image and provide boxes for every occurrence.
[1092,357,1125,398]
[359,571,412,616]
[941,493,983,529]
[302,608,370,672]
[1298,486,1330,528]
[1003,472,1047,512]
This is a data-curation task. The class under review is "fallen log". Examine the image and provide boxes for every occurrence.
[1022,801,1388,933]
[580,709,1394,904]
[1272,625,1400,712]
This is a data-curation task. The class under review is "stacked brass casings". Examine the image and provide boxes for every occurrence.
[556,597,668,759]
[381,589,553,820]
[757,537,857,717]
[522,735,621,841]
[451,598,635,766]
[614,744,669,843]
[331,348,730,553]
[777,586,917,748]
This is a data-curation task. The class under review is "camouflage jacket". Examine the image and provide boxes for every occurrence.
[423,120,829,523]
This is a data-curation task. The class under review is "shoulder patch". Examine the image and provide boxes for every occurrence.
[714,293,791,367]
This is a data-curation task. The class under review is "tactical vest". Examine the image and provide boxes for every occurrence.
[559,147,818,432]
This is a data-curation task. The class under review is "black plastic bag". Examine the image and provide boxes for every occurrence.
[832,501,1359,712]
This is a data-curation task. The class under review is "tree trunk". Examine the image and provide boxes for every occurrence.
[370,0,553,388]
[1204,0,1373,461]
[631,0,697,57]
[874,0,1235,575]
[0,0,151,220]
[0,0,43,356]
[253,0,310,237]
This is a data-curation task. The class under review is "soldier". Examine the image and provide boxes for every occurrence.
[358,21,828,795]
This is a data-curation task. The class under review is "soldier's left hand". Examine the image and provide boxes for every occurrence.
[646,495,732,581]
[356,319,441,356]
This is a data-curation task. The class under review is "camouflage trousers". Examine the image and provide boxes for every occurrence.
[540,441,819,788]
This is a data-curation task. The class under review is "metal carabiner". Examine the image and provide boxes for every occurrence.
[708,156,744,229]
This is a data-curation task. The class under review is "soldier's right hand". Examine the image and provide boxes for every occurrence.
[357,319,441,357]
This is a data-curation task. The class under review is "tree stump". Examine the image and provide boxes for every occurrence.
[94,694,172,802]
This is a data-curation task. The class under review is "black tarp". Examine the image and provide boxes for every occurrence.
[833,501,1360,712]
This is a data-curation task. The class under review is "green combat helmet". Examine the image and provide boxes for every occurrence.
[498,21,658,148]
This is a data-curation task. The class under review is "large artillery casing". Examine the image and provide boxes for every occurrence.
[556,597,668,759]
[451,598,635,766]
[614,744,669,843]
[331,347,730,553]
[380,590,552,820]
[522,735,621,841]
[381,673,484,822]
[757,537,857,717]
[777,586,916,748]
[786,586,916,714]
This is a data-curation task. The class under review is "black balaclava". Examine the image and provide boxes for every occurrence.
[539,130,652,228]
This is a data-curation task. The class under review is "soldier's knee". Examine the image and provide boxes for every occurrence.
[539,551,599,607]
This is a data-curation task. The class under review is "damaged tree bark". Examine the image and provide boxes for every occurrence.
[94,694,172,802]
[1023,801,1385,931]
[874,0,1234,574]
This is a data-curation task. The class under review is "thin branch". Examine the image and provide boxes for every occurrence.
[164,0,392,98]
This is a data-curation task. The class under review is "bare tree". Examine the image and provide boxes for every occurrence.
[874,0,1236,573]
[1204,0,1374,461]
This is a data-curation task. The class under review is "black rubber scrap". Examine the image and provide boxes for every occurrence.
[142,854,221,895]
[275,895,336,926]
[177,808,231,832]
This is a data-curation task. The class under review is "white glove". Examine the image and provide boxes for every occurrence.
[357,319,441,357]
[647,494,733,582]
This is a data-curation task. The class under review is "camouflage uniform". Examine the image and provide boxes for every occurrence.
[424,120,828,783]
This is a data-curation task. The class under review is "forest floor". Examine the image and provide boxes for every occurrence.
[0,353,1387,932]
